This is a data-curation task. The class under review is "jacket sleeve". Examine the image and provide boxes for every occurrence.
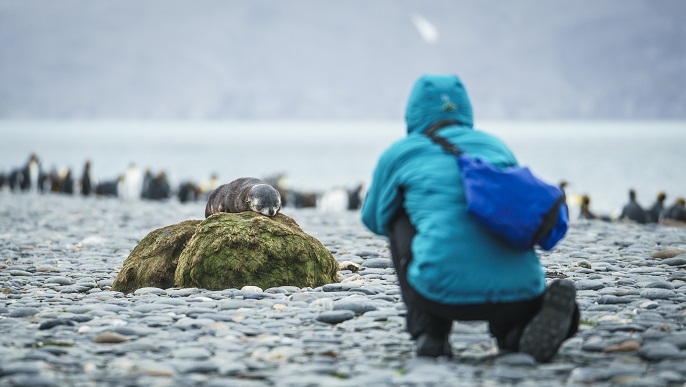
[361,150,403,236]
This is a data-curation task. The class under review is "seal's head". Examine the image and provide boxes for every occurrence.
[248,184,282,216]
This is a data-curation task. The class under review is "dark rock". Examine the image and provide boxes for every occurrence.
[333,296,378,315]
[597,295,634,304]
[662,257,686,266]
[322,283,360,292]
[316,310,355,324]
[38,318,76,330]
[348,287,379,295]
[644,281,674,290]
[639,342,680,360]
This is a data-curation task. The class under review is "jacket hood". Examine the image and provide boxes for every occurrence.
[404,74,474,134]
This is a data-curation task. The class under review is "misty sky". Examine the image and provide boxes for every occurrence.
[1,0,684,120]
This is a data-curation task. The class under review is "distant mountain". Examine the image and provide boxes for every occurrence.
[0,0,684,120]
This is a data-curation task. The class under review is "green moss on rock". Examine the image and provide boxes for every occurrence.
[175,212,339,290]
[111,220,201,293]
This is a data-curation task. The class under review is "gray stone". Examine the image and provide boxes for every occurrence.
[666,334,686,350]
[130,360,176,377]
[639,342,680,360]
[0,362,44,376]
[597,295,634,304]
[132,303,174,313]
[3,375,58,387]
[316,310,355,324]
[494,352,537,367]
[575,280,605,290]
[171,347,212,360]
[174,360,218,374]
[643,281,675,289]
[217,299,254,310]
[322,283,361,292]
[216,361,249,376]
[44,276,74,285]
[662,257,686,266]
[133,287,168,295]
[174,317,215,330]
[8,307,40,317]
[640,289,676,300]
[361,258,394,269]
[9,270,33,277]
[333,296,378,315]
[38,318,75,330]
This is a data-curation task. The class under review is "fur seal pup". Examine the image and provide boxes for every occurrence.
[205,177,281,218]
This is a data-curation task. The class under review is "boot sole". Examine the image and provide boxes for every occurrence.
[518,280,576,363]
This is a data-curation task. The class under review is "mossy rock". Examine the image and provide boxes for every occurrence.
[175,212,339,290]
[111,220,201,293]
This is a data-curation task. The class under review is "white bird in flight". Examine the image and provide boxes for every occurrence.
[412,14,439,44]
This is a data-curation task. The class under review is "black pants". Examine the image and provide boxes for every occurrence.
[388,207,578,349]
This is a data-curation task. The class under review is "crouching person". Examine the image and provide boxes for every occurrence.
[361,74,579,362]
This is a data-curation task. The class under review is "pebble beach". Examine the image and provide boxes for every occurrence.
[1,193,686,387]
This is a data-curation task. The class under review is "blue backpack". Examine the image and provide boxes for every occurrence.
[426,120,568,250]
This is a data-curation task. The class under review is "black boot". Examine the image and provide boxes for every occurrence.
[416,333,453,358]
[500,325,524,353]
[518,279,576,363]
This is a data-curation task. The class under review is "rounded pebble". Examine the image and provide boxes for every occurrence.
[316,310,356,324]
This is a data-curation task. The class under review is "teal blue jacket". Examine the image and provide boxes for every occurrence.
[361,74,545,304]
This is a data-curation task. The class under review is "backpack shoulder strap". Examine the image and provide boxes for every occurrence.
[423,120,462,156]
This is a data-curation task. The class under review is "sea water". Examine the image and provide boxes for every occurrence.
[1,120,684,216]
